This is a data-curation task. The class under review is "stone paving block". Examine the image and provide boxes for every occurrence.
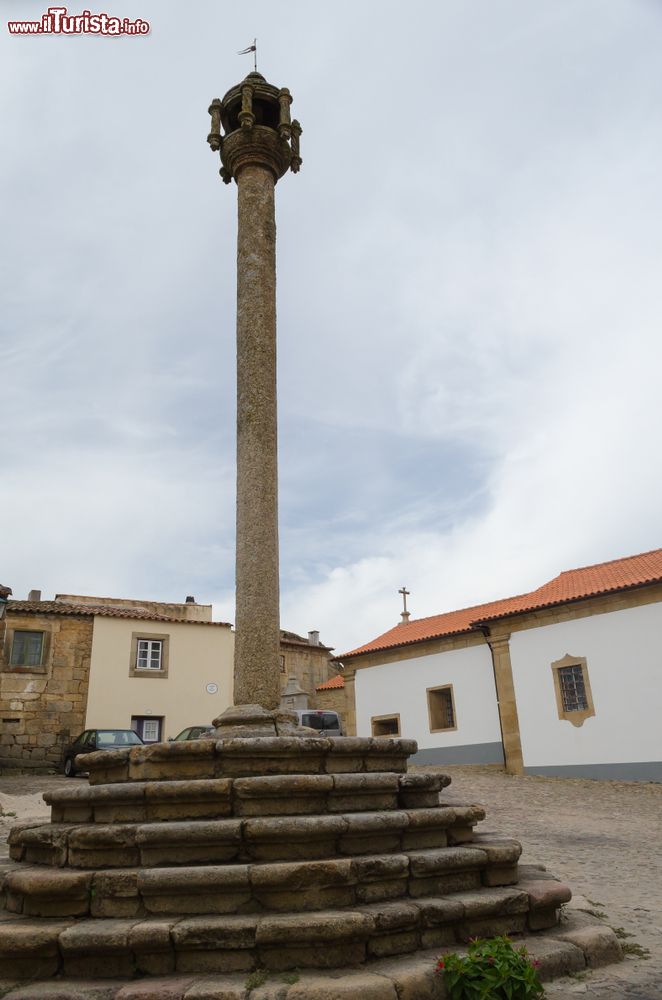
[367,929,420,958]
[242,815,347,861]
[414,896,465,927]
[523,935,586,981]
[172,915,257,951]
[359,899,420,931]
[250,858,353,891]
[481,864,519,887]
[519,877,572,910]
[183,977,248,1000]
[176,951,253,975]
[6,868,92,917]
[554,923,623,968]
[471,836,522,865]
[373,948,449,999]
[458,913,527,940]
[137,825,242,867]
[115,977,199,999]
[456,886,529,917]
[286,970,398,999]
[140,865,252,916]
[3,982,122,999]
[259,942,367,972]
[68,825,140,869]
[408,846,487,876]
[409,870,482,897]
[144,779,233,822]
[256,909,374,946]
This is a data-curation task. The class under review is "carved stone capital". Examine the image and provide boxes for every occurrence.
[221,125,293,183]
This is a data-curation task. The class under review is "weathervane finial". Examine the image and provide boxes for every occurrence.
[238,38,258,72]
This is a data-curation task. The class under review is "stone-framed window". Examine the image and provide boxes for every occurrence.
[551,654,595,727]
[371,714,401,736]
[427,684,457,733]
[4,628,50,673]
[129,633,169,678]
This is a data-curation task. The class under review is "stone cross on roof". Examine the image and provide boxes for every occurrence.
[398,586,411,624]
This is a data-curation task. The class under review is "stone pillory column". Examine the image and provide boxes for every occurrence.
[208,74,301,712]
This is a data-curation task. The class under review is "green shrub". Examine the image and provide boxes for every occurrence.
[436,936,545,999]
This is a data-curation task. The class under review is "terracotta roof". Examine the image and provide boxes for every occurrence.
[342,547,662,659]
[6,601,231,627]
[316,674,345,691]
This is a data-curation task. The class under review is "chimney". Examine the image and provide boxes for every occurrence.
[185,596,196,604]
[308,630,320,646]
[28,589,42,602]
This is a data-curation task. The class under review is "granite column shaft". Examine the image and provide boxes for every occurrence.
[233,162,281,709]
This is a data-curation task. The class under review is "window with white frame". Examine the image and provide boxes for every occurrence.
[129,632,169,678]
[136,638,163,671]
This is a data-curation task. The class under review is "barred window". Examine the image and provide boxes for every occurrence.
[558,664,588,712]
[427,685,457,732]
[551,654,595,727]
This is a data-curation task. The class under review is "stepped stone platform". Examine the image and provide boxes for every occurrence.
[0,706,621,995]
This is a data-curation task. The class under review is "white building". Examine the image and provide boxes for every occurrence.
[340,548,662,781]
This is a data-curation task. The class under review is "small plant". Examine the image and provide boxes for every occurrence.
[586,898,604,907]
[612,926,634,940]
[581,908,607,919]
[436,936,545,999]
[245,968,269,990]
[280,971,300,984]
[621,942,651,959]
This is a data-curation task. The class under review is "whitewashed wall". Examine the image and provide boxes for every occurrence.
[510,602,662,772]
[354,643,502,757]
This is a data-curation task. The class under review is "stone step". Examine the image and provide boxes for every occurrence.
[2,841,529,919]
[43,772,449,825]
[82,737,419,785]
[0,911,625,997]
[9,804,486,870]
[0,882,572,979]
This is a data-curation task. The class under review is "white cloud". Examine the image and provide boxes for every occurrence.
[2,0,662,662]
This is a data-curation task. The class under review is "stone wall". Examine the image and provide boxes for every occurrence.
[279,638,337,709]
[315,684,348,721]
[0,611,93,769]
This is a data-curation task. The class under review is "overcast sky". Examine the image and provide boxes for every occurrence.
[2,0,661,654]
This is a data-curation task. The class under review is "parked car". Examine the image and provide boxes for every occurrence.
[170,725,214,741]
[295,709,343,736]
[63,729,144,776]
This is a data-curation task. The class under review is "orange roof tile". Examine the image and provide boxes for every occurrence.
[342,547,662,659]
[316,674,345,691]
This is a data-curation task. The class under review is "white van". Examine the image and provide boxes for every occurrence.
[295,709,343,736]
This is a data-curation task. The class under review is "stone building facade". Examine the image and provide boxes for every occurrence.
[0,591,340,768]
[278,630,338,710]
[0,606,93,769]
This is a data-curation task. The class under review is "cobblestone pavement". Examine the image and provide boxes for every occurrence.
[427,765,662,999]
[0,769,660,998]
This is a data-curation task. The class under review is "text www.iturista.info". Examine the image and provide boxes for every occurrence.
[7,7,150,35]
